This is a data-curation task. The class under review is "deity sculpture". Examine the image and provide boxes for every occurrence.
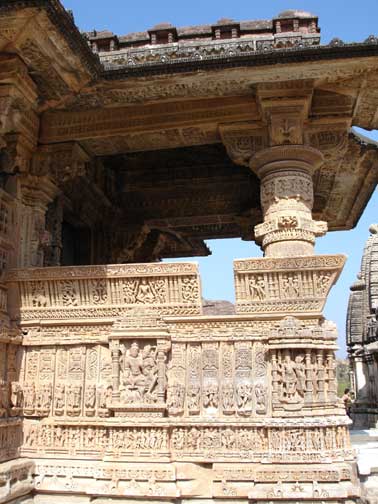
[120,342,158,404]
[278,355,300,403]
[282,275,300,298]
[136,279,156,304]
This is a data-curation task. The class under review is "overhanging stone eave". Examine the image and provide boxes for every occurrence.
[0,0,100,77]
[101,42,378,79]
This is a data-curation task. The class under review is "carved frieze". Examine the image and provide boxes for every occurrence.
[234,254,345,314]
[7,262,203,319]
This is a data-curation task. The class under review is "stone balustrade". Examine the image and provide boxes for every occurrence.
[234,255,346,314]
[6,262,202,321]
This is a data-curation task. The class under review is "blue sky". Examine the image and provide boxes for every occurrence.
[62,0,378,356]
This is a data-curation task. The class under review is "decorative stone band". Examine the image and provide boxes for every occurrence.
[233,254,346,315]
[31,460,356,500]
[6,262,202,320]
[21,421,353,464]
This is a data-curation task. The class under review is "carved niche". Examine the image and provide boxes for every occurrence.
[108,311,171,417]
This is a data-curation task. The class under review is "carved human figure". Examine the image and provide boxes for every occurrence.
[187,384,200,413]
[66,385,81,416]
[85,385,96,416]
[171,428,185,450]
[221,428,236,449]
[61,281,78,306]
[25,424,38,447]
[167,383,185,414]
[98,385,112,417]
[142,345,158,397]
[367,310,378,341]
[279,355,300,403]
[255,382,267,414]
[123,342,146,388]
[40,384,52,415]
[0,380,8,416]
[55,426,64,447]
[10,382,23,415]
[249,276,266,300]
[236,382,253,413]
[54,384,65,415]
[23,384,35,415]
[203,382,219,408]
[222,382,235,412]
[294,355,306,397]
[121,342,160,404]
[187,427,201,449]
[316,272,331,295]
[136,279,156,304]
[282,274,300,297]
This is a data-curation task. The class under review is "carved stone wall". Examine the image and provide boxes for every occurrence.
[2,2,378,501]
[1,260,360,502]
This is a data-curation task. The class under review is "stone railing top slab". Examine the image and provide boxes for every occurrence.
[7,261,202,320]
[234,254,346,315]
[6,261,199,281]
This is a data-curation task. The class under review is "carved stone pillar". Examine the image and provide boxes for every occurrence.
[305,349,313,403]
[250,145,326,257]
[110,339,120,401]
[157,339,170,404]
[18,175,58,267]
[44,196,63,267]
[316,349,325,402]
[271,350,279,404]
[326,351,337,403]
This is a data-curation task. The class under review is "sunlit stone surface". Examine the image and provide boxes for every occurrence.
[1,2,378,502]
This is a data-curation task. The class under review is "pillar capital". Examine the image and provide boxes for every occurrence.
[249,144,324,178]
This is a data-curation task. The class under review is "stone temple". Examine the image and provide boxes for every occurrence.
[0,2,378,503]
[347,225,378,429]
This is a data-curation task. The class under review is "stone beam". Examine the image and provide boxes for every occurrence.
[39,96,260,148]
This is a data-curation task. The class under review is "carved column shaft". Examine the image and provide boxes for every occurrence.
[110,340,120,401]
[305,349,313,403]
[316,349,325,402]
[271,350,279,403]
[326,351,337,402]
[250,145,326,257]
